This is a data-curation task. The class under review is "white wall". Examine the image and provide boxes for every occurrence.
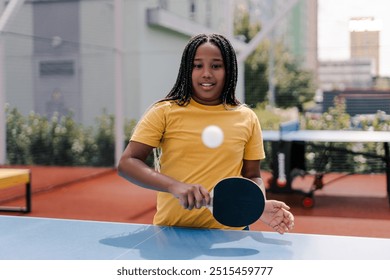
[4,4,33,115]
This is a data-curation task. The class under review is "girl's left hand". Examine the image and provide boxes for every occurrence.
[260,200,295,234]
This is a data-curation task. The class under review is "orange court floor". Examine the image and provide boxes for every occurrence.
[1,165,390,239]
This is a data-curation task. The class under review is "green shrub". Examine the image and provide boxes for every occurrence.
[5,106,136,167]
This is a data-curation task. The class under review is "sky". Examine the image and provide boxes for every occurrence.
[318,0,390,76]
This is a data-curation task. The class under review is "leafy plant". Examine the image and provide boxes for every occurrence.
[5,106,136,167]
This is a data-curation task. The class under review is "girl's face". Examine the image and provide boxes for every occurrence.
[191,42,226,105]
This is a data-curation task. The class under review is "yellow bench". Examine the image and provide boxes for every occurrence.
[0,169,31,213]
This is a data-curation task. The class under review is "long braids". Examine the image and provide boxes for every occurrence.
[162,33,240,106]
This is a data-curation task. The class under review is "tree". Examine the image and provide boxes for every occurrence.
[234,10,268,107]
[234,8,315,109]
[274,52,315,110]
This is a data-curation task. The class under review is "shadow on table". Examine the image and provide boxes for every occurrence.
[99,225,292,260]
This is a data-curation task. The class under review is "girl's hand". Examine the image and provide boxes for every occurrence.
[260,200,295,234]
[168,182,210,210]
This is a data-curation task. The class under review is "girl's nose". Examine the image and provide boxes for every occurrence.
[202,67,212,77]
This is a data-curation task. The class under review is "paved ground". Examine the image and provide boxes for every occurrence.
[1,165,389,238]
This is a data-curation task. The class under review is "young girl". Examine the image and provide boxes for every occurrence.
[118,33,294,234]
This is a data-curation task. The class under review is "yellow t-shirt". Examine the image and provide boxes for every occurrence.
[130,99,265,230]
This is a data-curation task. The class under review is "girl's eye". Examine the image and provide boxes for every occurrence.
[193,64,202,69]
[212,64,223,69]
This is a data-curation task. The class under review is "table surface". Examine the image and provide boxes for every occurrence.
[1,216,389,260]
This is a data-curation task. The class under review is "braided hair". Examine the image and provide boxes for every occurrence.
[161,33,240,106]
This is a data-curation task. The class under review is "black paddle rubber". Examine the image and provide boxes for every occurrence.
[212,177,265,227]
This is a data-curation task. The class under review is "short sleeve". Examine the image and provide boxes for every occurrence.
[130,102,170,147]
[243,110,265,160]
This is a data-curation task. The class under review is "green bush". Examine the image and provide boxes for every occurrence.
[5,106,136,167]
[6,107,31,165]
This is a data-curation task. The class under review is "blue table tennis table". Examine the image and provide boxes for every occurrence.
[1,216,389,260]
[262,126,390,207]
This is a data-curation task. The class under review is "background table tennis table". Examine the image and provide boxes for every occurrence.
[262,128,390,205]
[1,216,389,260]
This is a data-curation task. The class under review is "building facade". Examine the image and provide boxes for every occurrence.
[3,0,317,125]
[318,58,375,91]
[350,17,380,76]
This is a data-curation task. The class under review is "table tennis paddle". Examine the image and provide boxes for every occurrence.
[207,177,265,227]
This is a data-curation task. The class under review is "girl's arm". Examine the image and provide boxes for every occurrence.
[117,141,210,209]
[241,159,265,194]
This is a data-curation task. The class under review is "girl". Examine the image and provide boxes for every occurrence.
[118,33,294,234]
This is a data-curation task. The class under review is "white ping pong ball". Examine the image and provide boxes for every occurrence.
[202,125,224,148]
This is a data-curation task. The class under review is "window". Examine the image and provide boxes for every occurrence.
[40,61,74,76]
